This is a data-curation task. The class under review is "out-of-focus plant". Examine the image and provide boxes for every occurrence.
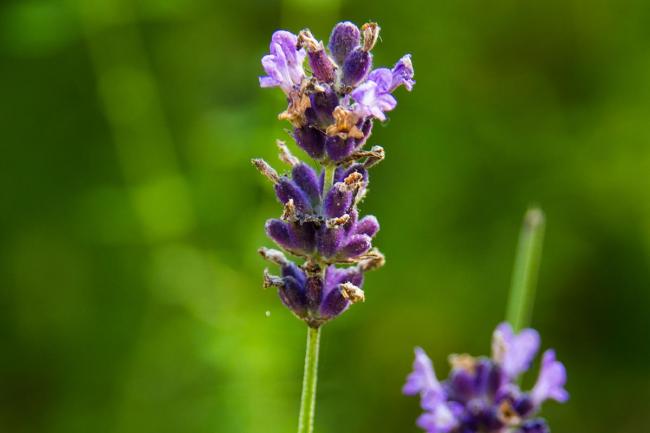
[404,209,569,433]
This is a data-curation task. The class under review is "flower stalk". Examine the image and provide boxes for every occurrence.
[297,326,321,433]
[506,207,546,331]
[255,21,414,432]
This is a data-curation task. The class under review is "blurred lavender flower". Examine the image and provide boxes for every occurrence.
[254,21,412,327]
[404,323,568,433]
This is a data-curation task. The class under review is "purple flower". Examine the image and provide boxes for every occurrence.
[256,21,413,326]
[404,323,568,433]
[417,403,460,433]
[259,31,306,94]
[531,349,569,406]
[403,348,445,405]
[351,55,415,121]
[328,21,361,66]
[390,54,415,91]
[492,322,540,379]
[351,69,396,121]
[262,256,365,327]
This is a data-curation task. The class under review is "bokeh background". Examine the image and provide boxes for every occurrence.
[1,0,649,432]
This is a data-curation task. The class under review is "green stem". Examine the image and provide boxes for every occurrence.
[324,163,336,194]
[505,207,546,331]
[298,326,321,433]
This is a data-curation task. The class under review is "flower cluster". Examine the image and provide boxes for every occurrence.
[255,21,414,327]
[404,323,568,433]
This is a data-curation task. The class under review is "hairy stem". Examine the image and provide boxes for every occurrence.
[506,207,546,331]
[298,326,321,433]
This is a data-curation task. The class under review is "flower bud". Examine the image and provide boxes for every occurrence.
[291,163,322,207]
[274,178,312,213]
[298,30,337,83]
[265,219,316,255]
[293,126,326,160]
[305,85,338,128]
[341,234,372,258]
[353,215,380,237]
[328,21,361,66]
[323,183,353,219]
[278,274,309,318]
[342,48,372,87]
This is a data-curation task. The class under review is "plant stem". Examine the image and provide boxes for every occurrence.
[324,163,336,194]
[505,207,546,331]
[298,326,321,433]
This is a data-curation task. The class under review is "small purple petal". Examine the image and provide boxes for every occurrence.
[291,163,322,206]
[531,349,569,406]
[351,77,397,121]
[492,322,540,378]
[513,394,535,418]
[335,163,368,183]
[340,234,371,258]
[281,262,307,286]
[274,178,312,213]
[325,135,358,162]
[342,48,372,87]
[319,286,349,319]
[368,68,393,92]
[353,215,379,237]
[390,54,415,92]
[403,348,445,402]
[308,49,336,83]
[323,265,363,296]
[265,219,316,255]
[517,419,550,433]
[265,219,294,251]
[323,183,353,218]
[416,403,459,433]
[259,30,306,94]
[305,85,338,128]
[447,369,475,402]
[293,126,326,160]
[317,226,345,258]
[278,275,308,318]
[304,275,323,310]
[328,21,361,66]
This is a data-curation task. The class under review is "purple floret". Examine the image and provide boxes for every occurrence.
[259,31,306,94]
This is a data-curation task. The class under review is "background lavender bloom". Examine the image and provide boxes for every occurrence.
[404,323,568,433]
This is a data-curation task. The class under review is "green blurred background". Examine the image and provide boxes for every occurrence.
[1,0,649,432]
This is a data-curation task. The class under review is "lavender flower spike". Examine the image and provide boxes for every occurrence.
[259,31,306,94]
[404,323,568,433]
[256,20,413,325]
[255,20,413,433]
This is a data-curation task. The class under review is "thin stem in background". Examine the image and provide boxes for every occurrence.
[297,326,321,433]
[505,207,546,331]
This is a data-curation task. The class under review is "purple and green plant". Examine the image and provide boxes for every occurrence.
[253,21,414,433]
[404,209,569,433]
